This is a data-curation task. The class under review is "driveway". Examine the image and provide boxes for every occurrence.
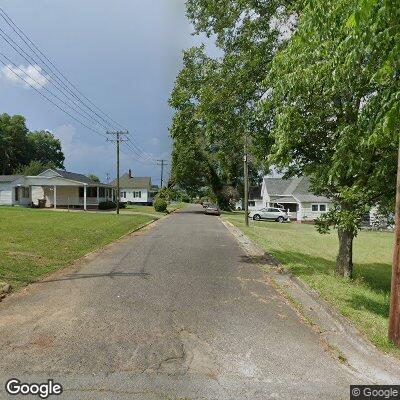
[0,205,358,399]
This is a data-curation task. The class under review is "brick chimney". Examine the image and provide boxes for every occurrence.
[128,169,132,178]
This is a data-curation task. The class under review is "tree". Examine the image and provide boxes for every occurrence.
[87,174,100,183]
[0,113,65,174]
[259,0,398,277]
[170,0,286,208]
[14,160,58,176]
[27,130,64,168]
[0,113,30,174]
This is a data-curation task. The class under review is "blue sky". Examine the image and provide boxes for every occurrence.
[0,0,217,185]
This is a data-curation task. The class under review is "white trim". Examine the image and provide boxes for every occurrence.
[37,168,63,177]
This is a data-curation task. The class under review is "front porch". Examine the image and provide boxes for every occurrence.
[12,176,115,210]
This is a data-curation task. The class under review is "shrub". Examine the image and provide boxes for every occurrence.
[118,201,126,209]
[98,201,116,210]
[154,197,168,212]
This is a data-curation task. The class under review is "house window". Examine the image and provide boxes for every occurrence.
[134,191,141,198]
[248,201,255,207]
[79,187,97,197]
[22,187,30,198]
[312,204,327,212]
[99,187,105,197]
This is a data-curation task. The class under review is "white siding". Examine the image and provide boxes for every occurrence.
[120,188,149,203]
[0,183,13,205]
[300,202,329,221]
[37,169,61,178]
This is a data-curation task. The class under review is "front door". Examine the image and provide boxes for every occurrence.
[14,187,19,202]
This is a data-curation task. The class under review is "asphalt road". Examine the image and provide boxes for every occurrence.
[0,205,358,399]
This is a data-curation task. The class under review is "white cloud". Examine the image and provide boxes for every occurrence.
[150,137,160,146]
[0,64,49,89]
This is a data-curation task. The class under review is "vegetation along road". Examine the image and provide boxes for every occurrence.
[0,205,382,400]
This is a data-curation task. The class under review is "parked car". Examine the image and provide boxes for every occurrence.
[248,207,289,222]
[204,204,220,216]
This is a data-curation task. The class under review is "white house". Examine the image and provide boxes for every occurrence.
[0,169,115,210]
[261,176,332,222]
[112,170,153,205]
[235,187,264,211]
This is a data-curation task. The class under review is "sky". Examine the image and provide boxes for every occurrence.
[0,0,218,185]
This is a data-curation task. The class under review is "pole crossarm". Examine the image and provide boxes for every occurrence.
[156,159,169,188]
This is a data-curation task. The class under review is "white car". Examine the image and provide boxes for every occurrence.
[248,207,289,223]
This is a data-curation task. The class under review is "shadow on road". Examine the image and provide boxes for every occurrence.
[37,271,151,283]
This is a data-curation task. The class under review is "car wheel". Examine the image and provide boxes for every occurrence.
[253,214,261,221]
[277,216,284,223]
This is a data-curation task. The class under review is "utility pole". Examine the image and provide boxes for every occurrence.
[157,159,168,188]
[389,135,400,346]
[107,131,128,215]
[244,134,249,227]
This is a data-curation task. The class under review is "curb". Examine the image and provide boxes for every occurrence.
[220,218,400,384]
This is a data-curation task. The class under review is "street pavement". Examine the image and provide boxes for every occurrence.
[0,205,360,399]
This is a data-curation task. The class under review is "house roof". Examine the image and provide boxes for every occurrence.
[55,170,94,184]
[0,175,22,182]
[111,173,152,189]
[264,176,331,203]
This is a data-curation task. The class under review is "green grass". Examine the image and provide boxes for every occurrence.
[0,207,154,291]
[222,212,399,357]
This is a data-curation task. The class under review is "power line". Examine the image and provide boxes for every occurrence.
[0,27,116,132]
[0,6,165,168]
[0,6,125,132]
[0,55,107,140]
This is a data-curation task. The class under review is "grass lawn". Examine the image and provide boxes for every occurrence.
[222,212,399,357]
[0,207,154,291]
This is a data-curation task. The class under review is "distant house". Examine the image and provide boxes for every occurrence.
[0,169,115,210]
[261,176,332,221]
[235,187,263,211]
[112,170,153,205]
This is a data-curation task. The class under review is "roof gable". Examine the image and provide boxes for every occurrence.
[111,173,151,189]
[263,176,331,203]
[37,169,62,178]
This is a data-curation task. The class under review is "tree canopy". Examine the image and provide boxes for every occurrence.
[170,0,398,275]
[259,0,399,276]
[0,113,65,175]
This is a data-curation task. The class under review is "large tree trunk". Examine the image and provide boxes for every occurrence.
[336,228,354,278]
[207,162,231,210]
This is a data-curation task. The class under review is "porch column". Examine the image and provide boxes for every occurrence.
[83,185,87,211]
[53,185,57,209]
[297,203,302,222]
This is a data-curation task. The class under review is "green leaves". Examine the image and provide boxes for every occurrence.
[259,0,398,234]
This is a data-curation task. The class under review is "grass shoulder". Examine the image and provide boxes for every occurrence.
[222,212,399,357]
[0,207,154,292]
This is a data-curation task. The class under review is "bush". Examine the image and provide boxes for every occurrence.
[98,201,116,210]
[154,197,168,212]
[118,201,126,209]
